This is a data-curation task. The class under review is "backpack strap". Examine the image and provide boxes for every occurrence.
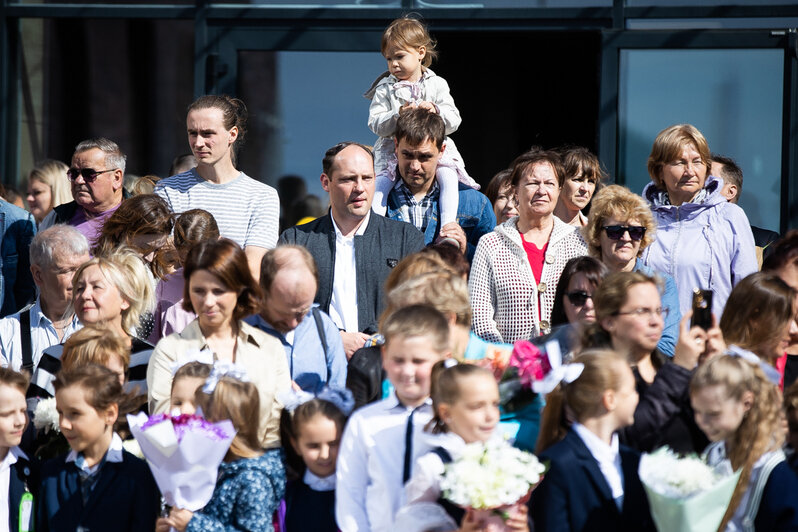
[19,307,33,374]
[311,307,329,381]
[741,450,786,532]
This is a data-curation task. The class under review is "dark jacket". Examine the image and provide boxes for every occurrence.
[9,451,38,532]
[755,461,798,532]
[0,201,36,318]
[530,429,655,532]
[620,354,708,454]
[279,213,424,334]
[38,451,159,532]
[346,345,384,410]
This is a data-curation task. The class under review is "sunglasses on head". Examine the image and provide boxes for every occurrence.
[602,225,646,241]
[67,167,116,183]
[566,290,592,306]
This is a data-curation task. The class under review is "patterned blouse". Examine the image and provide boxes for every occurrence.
[469,217,588,343]
[187,449,286,532]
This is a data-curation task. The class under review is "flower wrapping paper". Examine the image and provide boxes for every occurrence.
[127,412,236,511]
[639,447,741,532]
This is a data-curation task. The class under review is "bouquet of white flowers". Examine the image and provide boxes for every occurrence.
[439,438,545,531]
[32,397,59,433]
[639,447,741,532]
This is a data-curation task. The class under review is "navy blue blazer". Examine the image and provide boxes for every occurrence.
[38,451,160,532]
[530,429,655,532]
[279,212,424,334]
[754,461,798,531]
[8,452,38,532]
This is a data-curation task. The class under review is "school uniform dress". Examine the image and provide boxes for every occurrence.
[705,442,798,532]
[283,470,337,532]
[38,433,159,532]
[1,447,38,532]
[335,394,440,532]
[530,425,655,532]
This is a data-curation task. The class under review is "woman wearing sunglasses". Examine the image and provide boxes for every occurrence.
[583,185,681,357]
[470,147,588,343]
[640,124,757,317]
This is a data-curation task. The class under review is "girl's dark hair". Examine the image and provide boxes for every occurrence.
[182,238,261,321]
[53,364,141,419]
[484,168,513,206]
[171,362,212,393]
[280,398,349,480]
[92,194,174,279]
[187,95,248,164]
[427,360,495,434]
[194,377,262,459]
[536,349,627,453]
[173,209,220,263]
[550,256,609,327]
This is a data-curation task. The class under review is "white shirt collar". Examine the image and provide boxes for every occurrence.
[0,446,25,472]
[330,211,370,240]
[572,423,619,461]
[66,432,125,465]
[384,393,433,412]
[30,296,80,330]
[304,469,336,492]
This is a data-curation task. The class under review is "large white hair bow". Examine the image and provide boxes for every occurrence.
[202,361,250,394]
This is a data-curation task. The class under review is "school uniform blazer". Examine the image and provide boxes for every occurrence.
[279,212,424,335]
[8,453,38,532]
[38,451,160,532]
[530,429,655,532]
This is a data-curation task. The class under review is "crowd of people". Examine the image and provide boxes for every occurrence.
[0,13,796,532]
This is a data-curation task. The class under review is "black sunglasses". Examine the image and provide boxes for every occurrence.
[67,167,116,183]
[602,225,646,241]
[566,290,592,306]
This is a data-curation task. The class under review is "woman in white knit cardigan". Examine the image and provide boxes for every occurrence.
[469,148,588,343]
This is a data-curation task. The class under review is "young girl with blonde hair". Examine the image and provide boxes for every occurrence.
[531,350,655,532]
[365,16,478,234]
[395,361,529,532]
[690,355,798,531]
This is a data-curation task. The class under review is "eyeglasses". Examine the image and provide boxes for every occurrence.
[67,167,117,183]
[566,290,593,306]
[602,225,646,241]
[615,307,669,320]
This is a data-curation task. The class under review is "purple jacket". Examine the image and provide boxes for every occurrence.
[640,176,757,317]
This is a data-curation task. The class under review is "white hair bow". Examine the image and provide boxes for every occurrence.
[725,345,782,385]
[170,348,214,375]
[202,361,250,394]
[279,387,355,416]
[531,341,584,395]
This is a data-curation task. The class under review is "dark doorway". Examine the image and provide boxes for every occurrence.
[433,30,601,185]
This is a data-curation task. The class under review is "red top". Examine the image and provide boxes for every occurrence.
[521,236,548,285]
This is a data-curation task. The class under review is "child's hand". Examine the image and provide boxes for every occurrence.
[504,504,530,532]
[399,102,417,114]
[155,508,193,532]
[417,101,438,113]
[459,509,487,532]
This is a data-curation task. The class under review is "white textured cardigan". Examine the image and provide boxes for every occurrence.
[469,217,588,343]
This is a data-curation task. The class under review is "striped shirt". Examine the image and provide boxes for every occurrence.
[155,169,279,249]
[27,337,153,402]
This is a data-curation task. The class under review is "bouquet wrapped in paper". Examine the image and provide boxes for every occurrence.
[127,411,236,511]
[639,447,741,532]
[439,438,546,531]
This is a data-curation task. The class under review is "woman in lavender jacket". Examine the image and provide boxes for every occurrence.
[640,124,757,317]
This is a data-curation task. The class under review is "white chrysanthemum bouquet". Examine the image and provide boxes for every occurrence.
[639,447,740,532]
[439,438,545,530]
[33,397,60,433]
